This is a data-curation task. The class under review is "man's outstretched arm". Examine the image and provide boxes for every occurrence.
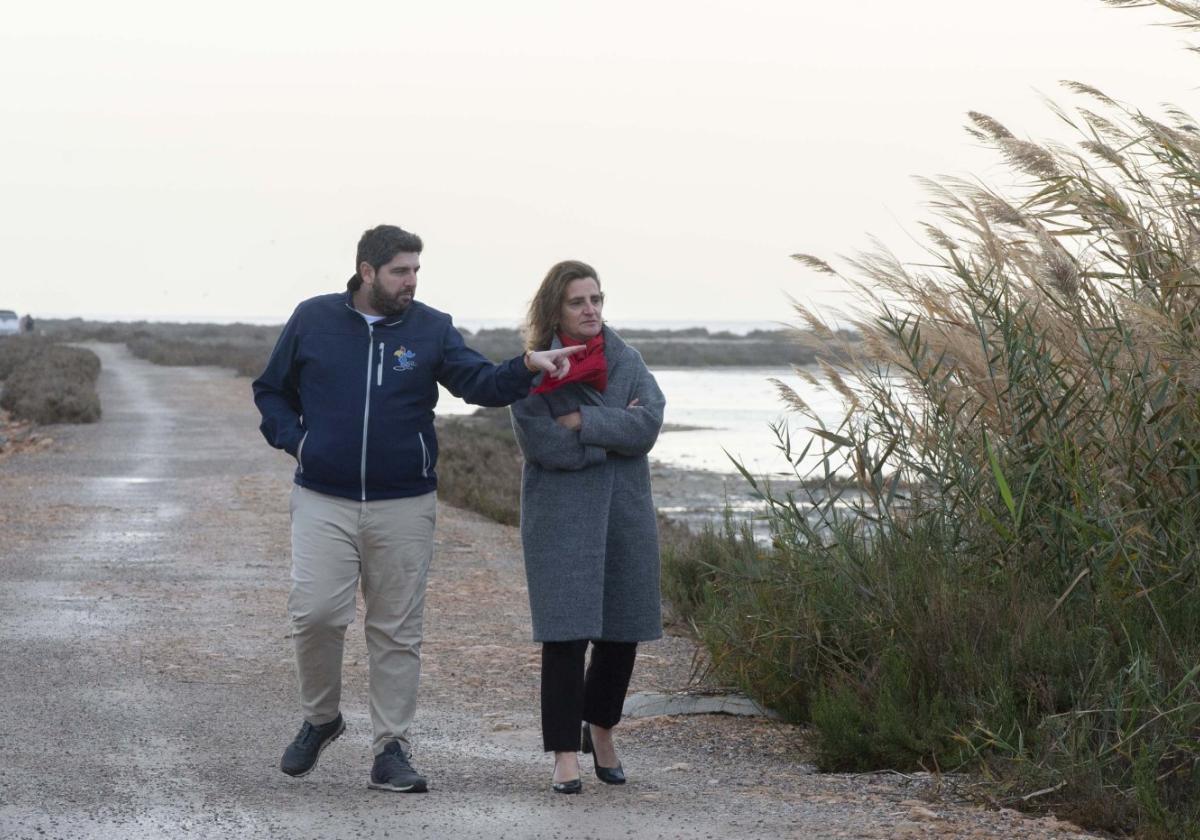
[439,322,583,406]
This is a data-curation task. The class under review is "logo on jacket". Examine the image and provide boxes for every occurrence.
[393,347,417,372]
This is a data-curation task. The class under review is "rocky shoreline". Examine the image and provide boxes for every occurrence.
[649,460,770,534]
[650,459,855,542]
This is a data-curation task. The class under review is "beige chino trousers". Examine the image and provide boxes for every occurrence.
[288,485,437,755]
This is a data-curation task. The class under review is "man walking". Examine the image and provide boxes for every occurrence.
[252,225,580,792]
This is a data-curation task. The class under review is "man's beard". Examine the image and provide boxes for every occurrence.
[370,284,413,317]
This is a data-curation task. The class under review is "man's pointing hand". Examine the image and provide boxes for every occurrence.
[524,345,587,380]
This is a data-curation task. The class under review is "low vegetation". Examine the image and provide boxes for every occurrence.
[459,325,852,367]
[0,336,101,424]
[124,337,269,378]
[40,317,848,375]
[662,4,1200,835]
[434,409,524,526]
[42,320,279,378]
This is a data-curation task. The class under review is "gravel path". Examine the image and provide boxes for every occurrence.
[0,344,1104,839]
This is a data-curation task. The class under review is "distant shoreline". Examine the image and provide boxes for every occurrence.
[38,318,859,371]
[36,315,818,336]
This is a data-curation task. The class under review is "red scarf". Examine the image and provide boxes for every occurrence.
[531,332,607,395]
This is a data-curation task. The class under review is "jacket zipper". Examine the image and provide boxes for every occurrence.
[377,342,385,386]
[360,324,374,501]
[418,432,429,478]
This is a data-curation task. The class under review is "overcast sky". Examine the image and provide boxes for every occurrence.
[1,1,1195,326]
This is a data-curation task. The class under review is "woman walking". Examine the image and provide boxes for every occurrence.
[511,260,666,793]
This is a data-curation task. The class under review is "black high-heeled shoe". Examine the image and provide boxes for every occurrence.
[581,722,626,785]
[552,777,582,794]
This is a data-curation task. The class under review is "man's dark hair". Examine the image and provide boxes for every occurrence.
[347,225,424,291]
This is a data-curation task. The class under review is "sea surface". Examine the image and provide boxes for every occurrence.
[438,365,850,477]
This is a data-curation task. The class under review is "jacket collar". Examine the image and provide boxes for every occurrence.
[342,290,409,327]
[600,324,627,368]
[600,324,625,348]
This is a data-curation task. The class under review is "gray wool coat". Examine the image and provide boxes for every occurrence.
[510,327,665,643]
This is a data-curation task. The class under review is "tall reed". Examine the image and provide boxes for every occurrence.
[666,3,1200,834]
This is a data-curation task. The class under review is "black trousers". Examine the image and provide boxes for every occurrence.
[541,640,638,753]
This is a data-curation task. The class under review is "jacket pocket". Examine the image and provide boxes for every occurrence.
[296,431,309,473]
[296,427,359,490]
[423,430,439,478]
[365,427,435,491]
[418,432,430,478]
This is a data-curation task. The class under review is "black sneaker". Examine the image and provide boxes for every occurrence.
[368,741,428,793]
[280,714,345,777]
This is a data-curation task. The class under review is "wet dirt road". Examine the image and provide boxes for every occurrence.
[0,345,1101,839]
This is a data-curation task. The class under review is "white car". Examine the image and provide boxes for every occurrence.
[0,310,18,336]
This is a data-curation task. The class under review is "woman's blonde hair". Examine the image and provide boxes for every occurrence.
[523,260,601,351]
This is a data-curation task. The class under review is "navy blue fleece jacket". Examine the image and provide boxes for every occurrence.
[252,292,535,501]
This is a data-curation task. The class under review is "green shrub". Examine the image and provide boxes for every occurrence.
[0,338,101,424]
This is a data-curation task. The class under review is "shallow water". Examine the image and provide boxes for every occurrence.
[439,365,848,477]
[651,367,848,476]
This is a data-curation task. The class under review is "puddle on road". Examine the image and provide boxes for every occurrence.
[74,476,186,531]
[4,582,130,640]
[85,530,166,554]
[154,504,185,521]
